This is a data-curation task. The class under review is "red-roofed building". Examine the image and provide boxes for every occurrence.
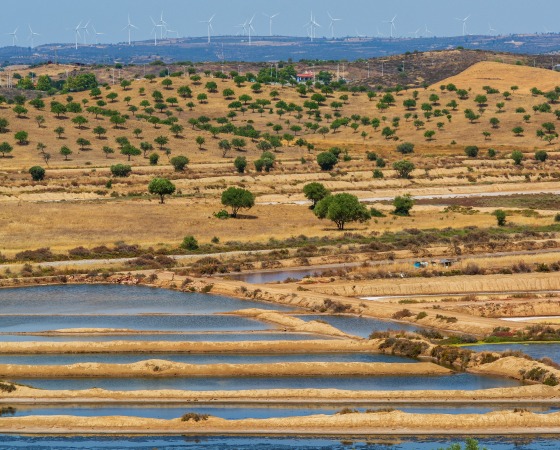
[296,71,314,83]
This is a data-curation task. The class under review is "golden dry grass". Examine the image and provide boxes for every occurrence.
[0,60,558,255]
[1,60,560,171]
[432,61,560,93]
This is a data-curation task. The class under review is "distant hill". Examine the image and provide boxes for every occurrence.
[1,33,560,66]
[433,61,560,92]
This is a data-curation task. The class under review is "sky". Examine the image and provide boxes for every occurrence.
[1,0,559,47]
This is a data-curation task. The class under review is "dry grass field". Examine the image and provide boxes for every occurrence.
[1,57,560,262]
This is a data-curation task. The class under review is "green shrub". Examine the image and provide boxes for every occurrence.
[317,151,338,170]
[181,235,199,250]
[214,210,229,219]
[464,146,479,158]
[110,164,132,177]
[373,169,384,179]
[369,207,386,217]
[396,142,414,154]
[29,166,45,181]
[149,153,159,165]
[170,155,189,171]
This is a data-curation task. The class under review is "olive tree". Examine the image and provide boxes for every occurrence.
[148,177,176,204]
[314,193,370,230]
[303,182,330,208]
[221,187,255,218]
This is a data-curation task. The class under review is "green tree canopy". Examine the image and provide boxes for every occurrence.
[148,177,176,204]
[221,187,255,218]
[314,193,370,230]
[303,182,330,208]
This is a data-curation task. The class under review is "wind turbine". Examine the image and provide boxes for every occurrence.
[150,17,163,45]
[304,12,320,42]
[28,25,40,48]
[263,13,279,37]
[488,23,497,35]
[7,27,18,47]
[80,21,90,45]
[327,12,341,39]
[200,14,215,44]
[72,21,81,50]
[456,15,470,37]
[122,15,138,46]
[384,15,397,38]
[92,25,104,45]
[157,11,168,39]
[245,15,256,45]
[375,27,384,38]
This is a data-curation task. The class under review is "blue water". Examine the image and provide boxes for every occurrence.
[0,435,559,449]
[464,343,560,363]
[12,373,521,392]
[3,404,558,420]
[0,332,329,342]
[0,284,293,314]
[0,315,270,333]
[0,352,415,365]
[295,314,420,338]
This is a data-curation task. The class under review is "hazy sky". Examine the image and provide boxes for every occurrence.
[1,0,558,47]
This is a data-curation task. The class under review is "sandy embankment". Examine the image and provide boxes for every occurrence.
[232,309,353,338]
[448,300,560,319]
[2,410,560,435]
[0,361,449,378]
[0,340,380,355]
[3,384,558,404]
[471,356,560,381]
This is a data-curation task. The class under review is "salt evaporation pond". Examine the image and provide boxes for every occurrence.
[0,284,294,314]
[0,435,558,449]
[13,372,521,392]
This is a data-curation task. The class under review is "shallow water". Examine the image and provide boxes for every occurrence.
[230,268,331,284]
[0,435,559,449]
[13,373,521,392]
[0,284,293,314]
[295,314,420,337]
[0,332,330,342]
[464,343,560,363]
[3,404,558,420]
[0,314,270,333]
[0,352,415,366]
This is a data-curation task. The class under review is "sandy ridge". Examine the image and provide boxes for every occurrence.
[3,384,557,403]
[0,361,450,378]
[0,339,379,355]
[1,410,560,435]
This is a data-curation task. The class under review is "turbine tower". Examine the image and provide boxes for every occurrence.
[384,15,397,38]
[456,15,470,36]
[246,15,256,45]
[92,25,104,45]
[200,14,215,44]
[123,15,138,46]
[150,17,163,45]
[73,21,81,50]
[7,28,18,47]
[157,11,168,39]
[488,23,497,35]
[327,12,341,39]
[28,25,40,48]
[80,21,90,45]
[263,13,279,37]
[304,12,320,42]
